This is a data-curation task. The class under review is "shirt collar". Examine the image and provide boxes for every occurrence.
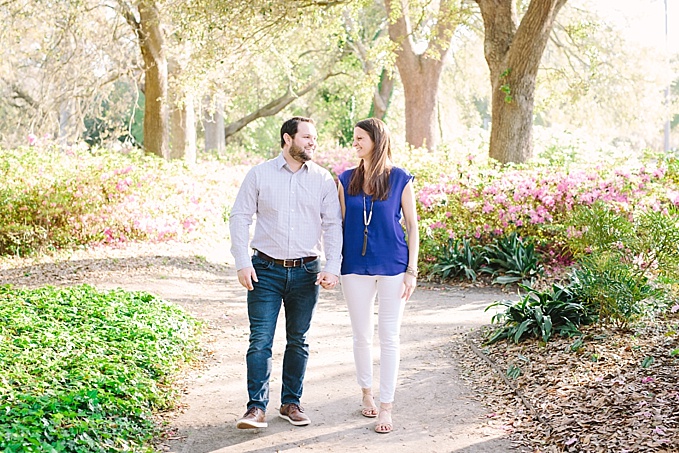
[275,153,309,172]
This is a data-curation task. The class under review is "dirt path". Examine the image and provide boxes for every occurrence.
[0,241,514,453]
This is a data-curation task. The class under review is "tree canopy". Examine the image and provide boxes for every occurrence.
[0,0,676,162]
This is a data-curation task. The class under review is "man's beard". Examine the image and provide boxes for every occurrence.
[289,142,312,163]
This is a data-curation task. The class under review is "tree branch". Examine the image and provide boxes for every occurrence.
[224,72,339,138]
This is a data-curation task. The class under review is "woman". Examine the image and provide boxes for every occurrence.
[337,118,419,434]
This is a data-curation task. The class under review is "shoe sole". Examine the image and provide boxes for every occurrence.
[278,413,311,426]
[236,420,268,429]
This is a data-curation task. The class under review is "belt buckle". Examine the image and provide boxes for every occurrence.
[283,259,298,268]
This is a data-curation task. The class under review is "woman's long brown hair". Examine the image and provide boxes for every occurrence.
[347,118,392,201]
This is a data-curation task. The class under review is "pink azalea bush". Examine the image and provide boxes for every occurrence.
[413,153,676,272]
[314,146,358,178]
[0,143,249,255]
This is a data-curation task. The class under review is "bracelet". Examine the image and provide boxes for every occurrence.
[406,266,418,278]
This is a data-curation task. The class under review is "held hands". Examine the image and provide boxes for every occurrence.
[402,273,417,301]
[237,267,337,291]
[317,271,339,290]
[237,266,258,290]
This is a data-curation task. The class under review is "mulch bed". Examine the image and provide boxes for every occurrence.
[452,316,679,452]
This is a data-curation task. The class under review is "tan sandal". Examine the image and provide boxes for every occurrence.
[374,404,393,434]
[361,388,378,418]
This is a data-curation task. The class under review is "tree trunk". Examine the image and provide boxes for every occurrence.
[385,0,461,151]
[399,58,443,150]
[476,0,567,164]
[58,98,82,145]
[138,0,169,159]
[369,69,394,120]
[204,96,225,153]
[170,90,196,163]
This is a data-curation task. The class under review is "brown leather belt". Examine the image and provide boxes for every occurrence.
[253,250,318,268]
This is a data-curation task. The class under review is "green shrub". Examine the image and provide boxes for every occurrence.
[565,201,636,258]
[564,203,679,326]
[568,254,661,328]
[0,284,201,452]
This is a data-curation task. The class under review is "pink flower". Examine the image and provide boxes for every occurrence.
[27,133,38,145]
[641,376,655,384]
[667,190,679,205]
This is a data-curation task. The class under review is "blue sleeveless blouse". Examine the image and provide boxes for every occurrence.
[339,166,414,276]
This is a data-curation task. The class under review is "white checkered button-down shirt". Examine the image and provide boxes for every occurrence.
[229,154,343,276]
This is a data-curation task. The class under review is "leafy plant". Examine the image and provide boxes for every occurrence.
[482,232,544,285]
[506,363,522,379]
[485,282,593,344]
[640,356,655,368]
[430,237,486,281]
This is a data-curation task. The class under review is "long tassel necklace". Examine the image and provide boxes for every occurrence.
[362,195,374,256]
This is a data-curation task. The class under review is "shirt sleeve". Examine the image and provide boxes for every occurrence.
[229,168,257,270]
[320,173,343,276]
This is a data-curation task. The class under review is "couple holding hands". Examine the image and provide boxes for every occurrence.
[228,116,419,434]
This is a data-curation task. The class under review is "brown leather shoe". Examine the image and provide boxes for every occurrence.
[278,403,311,426]
[236,407,267,429]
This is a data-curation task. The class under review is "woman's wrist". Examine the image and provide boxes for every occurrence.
[406,266,418,278]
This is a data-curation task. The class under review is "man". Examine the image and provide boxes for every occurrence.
[229,117,342,429]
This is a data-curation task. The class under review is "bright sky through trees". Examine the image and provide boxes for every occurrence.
[606,0,678,53]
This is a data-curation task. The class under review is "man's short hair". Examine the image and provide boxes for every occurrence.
[280,117,315,148]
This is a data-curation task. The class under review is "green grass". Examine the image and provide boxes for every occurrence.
[0,284,201,452]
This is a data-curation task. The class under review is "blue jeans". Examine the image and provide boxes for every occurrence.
[245,254,320,411]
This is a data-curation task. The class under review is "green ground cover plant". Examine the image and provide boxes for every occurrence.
[0,284,201,452]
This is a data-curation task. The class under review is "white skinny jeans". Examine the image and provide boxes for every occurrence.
[340,273,406,404]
